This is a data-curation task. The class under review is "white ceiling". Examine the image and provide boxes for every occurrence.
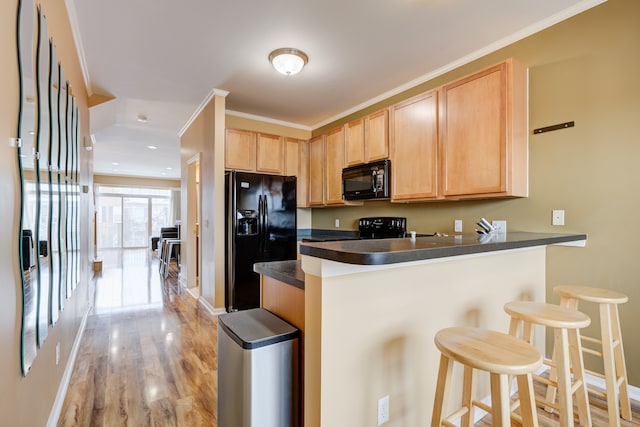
[68,0,606,179]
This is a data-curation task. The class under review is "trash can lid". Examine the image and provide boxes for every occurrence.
[219,308,299,350]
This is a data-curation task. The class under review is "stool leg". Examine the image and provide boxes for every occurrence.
[601,303,624,427]
[431,354,454,427]
[611,304,632,421]
[516,372,539,427]
[544,343,558,413]
[568,328,591,427]
[489,373,511,427]
[461,365,475,427]
[555,327,574,427]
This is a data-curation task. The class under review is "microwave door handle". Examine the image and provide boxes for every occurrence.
[372,171,377,194]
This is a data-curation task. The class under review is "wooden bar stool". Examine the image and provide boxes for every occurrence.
[431,327,542,427]
[504,301,592,427]
[553,285,631,427]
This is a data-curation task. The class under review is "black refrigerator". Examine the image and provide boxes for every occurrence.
[225,171,297,312]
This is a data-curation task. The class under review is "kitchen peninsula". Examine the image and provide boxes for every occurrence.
[258,232,587,427]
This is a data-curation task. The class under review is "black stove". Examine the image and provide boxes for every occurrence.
[358,217,407,239]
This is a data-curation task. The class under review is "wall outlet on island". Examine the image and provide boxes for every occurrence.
[492,220,507,233]
[552,210,565,226]
[377,395,389,425]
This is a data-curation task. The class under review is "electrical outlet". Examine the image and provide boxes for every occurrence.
[334,218,340,228]
[55,342,60,365]
[552,210,565,226]
[377,395,389,425]
[491,220,507,233]
[454,219,462,233]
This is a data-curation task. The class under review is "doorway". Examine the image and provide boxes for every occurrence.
[186,154,202,296]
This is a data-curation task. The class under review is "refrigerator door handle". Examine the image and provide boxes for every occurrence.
[258,194,265,236]
[264,195,269,237]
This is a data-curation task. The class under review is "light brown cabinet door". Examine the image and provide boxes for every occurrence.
[365,109,388,162]
[345,119,365,166]
[324,126,346,205]
[256,133,284,174]
[308,136,325,206]
[284,138,308,207]
[440,58,527,198]
[390,91,438,201]
[345,110,389,166]
[225,129,256,171]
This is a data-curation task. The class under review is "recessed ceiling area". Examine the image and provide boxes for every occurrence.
[69,0,606,179]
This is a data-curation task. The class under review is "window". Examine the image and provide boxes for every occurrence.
[96,185,177,250]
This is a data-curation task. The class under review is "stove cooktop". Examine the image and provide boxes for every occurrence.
[358,217,407,239]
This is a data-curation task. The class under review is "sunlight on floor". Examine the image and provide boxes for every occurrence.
[92,249,166,314]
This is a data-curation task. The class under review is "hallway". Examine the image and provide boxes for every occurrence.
[57,249,218,426]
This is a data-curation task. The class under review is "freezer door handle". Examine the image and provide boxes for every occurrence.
[264,195,269,236]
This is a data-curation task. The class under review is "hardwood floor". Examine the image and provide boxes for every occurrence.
[58,248,638,426]
[475,380,640,426]
[57,249,218,427]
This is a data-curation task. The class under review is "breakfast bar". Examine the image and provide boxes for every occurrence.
[293,232,586,427]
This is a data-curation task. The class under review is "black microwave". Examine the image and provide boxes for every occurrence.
[342,160,390,201]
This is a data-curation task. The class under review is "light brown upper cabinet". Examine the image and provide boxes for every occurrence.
[390,91,439,202]
[284,137,309,207]
[256,133,284,174]
[225,129,256,172]
[439,58,527,199]
[345,109,389,166]
[307,135,325,206]
[225,129,288,175]
[324,126,347,205]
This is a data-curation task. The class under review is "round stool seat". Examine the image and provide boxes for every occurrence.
[435,327,542,376]
[504,301,590,329]
[555,285,628,304]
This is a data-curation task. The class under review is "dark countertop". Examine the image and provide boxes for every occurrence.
[298,232,587,266]
[298,229,360,242]
[254,260,305,290]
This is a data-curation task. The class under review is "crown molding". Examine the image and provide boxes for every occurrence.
[178,88,229,137]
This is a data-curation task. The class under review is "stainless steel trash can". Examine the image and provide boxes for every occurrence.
[218,308,300,427]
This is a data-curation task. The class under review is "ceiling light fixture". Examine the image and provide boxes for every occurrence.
[137,114,148,123]
[147,145,158,150]
[269,48,308,76]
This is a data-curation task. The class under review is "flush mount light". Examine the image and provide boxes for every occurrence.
[137,114,148,123]
[268,48,308,76]
[147,145,158,150]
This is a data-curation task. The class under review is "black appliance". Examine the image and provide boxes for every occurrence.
[342,159,390,201]
[225,171,297,312]
[358,217,407,239]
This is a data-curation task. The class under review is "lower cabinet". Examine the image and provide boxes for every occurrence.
[260,275,305,425]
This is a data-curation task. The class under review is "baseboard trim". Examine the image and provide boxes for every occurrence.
[46,305,91,427]
[198,296,226,316]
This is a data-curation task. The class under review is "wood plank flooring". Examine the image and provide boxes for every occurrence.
[57,249,218,427]
[57,248,639,426]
